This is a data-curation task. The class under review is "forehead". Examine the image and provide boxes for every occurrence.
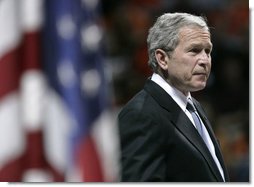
[178,26,212,46]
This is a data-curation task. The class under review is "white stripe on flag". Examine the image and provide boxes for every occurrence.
[0,0,22,58]
[0,93,25,169]
[21,0,44,32]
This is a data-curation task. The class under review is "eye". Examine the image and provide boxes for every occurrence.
[189,48,201,53]
[205,48,212,55]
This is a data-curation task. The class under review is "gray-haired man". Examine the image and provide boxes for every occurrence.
[118,12,229,182]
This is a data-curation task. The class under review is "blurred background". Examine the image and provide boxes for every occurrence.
[0,0,249,182]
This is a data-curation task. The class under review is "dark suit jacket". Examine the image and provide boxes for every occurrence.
[118,79,229,182]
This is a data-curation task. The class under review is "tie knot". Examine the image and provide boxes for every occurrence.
[186,99,196,112]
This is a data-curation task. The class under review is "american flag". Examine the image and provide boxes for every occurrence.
[0,0,119,182]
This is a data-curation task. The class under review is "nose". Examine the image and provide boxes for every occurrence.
[198,50,210,65]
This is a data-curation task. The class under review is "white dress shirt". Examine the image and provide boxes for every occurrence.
[151,73,225,181]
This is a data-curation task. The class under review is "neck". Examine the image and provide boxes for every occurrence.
[158,72,189,96]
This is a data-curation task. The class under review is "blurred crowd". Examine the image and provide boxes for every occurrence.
[100,0,249,182]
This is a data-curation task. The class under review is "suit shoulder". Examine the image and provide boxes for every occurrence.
[118,89,157,120]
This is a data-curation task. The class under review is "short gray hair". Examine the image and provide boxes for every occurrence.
[147,12,210,72]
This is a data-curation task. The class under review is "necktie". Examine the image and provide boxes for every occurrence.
[186,99,205,141]
[186,99,225,181]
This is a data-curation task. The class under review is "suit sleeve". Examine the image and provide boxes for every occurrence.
[118,108,167,181]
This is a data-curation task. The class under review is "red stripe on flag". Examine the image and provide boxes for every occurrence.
[0,130,65,182]
[0,32,41,99]
[21,32,42,70]
[22,131,65,181]
[0,47,22,98]
[0,156,24,182]
[77,135,104,182]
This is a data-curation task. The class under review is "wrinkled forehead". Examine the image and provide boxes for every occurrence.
[178,26,211,42]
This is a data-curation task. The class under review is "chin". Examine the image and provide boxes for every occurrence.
[191,84,207,92]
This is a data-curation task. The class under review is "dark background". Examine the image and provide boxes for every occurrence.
[101,0,249,182]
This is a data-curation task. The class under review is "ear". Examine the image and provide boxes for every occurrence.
[155,49,169,71]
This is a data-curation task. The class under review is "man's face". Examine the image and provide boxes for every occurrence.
[166,26,212,95]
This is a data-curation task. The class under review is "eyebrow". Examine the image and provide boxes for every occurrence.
[187,42,213,50]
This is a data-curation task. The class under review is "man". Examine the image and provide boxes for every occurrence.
[117,12,229,182]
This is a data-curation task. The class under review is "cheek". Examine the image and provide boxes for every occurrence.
[168,56,194,78]
[171,66,191,81]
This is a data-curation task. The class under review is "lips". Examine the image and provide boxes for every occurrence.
[193,72,207,76]
[193,72,208,80]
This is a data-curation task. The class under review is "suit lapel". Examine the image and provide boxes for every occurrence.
[194,101,230,181]
[171,107,224,182]
[144,80,224,181]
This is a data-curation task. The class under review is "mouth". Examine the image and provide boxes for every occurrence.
[193,72,207,76]
[193,72,208,80]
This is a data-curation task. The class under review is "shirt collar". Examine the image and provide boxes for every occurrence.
[151,73,192,112]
